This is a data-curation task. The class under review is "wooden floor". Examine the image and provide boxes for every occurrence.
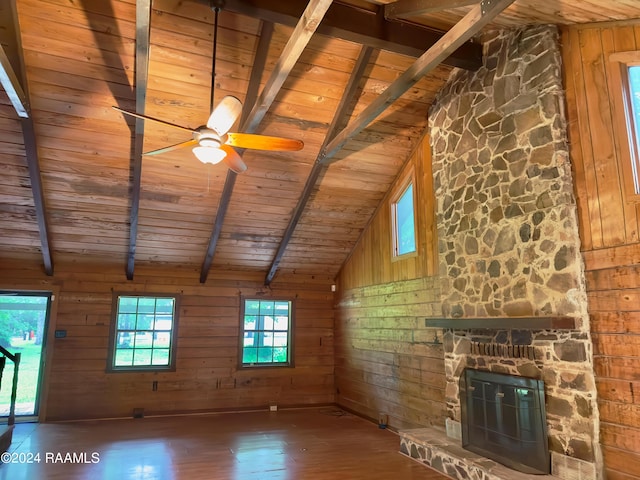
[1,408,451,479]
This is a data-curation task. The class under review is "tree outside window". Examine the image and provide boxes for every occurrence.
[240,299,292,367]
[108,294,179,372]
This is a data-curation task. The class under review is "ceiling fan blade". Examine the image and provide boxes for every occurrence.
[226,133,304,151]
[206,96,243,135]
[144,139,198,156]
[113,106,194,134]
[220,145,247,173]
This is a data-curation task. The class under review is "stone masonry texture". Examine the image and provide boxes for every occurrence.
[428,25,602,479]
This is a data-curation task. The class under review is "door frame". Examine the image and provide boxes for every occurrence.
[0,285,59,422]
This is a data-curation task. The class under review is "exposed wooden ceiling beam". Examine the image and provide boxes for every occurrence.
[200,21,274,284]
[199,0,333,284]
[240,22,274,128]
[264,45,375,286]
[384,0,479,20]
[241,0,333,133]
[22,121,53,276]
[126,0,152,280]
[0,45,29,118]
[81,0,141,278]
[321,0,516,164]
[219,0,482,69]
[200,168,239,284]
[1,0,53,275]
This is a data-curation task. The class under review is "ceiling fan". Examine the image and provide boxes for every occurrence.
[113,2,303,174]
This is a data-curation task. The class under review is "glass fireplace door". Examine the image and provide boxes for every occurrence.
[461,368,550,474]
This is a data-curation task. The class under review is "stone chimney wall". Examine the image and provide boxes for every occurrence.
[428,25,602,479]
[430,25,583,320]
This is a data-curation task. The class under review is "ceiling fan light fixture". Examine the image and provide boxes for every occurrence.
[199,137,222,148]
[193,146,227,164]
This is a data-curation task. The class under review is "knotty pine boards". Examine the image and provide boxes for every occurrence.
[562,20,640,480]
[0,259,336,421]
[7,0,445,277]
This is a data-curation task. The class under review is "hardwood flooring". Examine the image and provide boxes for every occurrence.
[0,408,451,479]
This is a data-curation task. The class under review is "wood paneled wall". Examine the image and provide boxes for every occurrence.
[338,134,438,289]
[562,21,640,480]
[335,135,446,429]
[0,260,334,421]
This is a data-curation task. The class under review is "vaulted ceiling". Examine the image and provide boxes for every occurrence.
[1,0,639,284]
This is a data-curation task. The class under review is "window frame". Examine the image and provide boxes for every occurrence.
[238,297,294,369]
[609,50,640,201]
[107,292,180,373]
[390,168,418,259]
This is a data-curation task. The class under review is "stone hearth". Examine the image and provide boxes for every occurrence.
[426,25,603,480]
[399,426,596,480]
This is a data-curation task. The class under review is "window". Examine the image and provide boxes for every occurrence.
[240,299,292,367]
[107,294,179,372]
[391,179,417,257]
[625,65,640,193]
[610,51,640,199]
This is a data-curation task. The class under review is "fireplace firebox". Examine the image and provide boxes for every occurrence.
[461,369,550,474]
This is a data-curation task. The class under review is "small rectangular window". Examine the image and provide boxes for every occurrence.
[609,51,640,199]
[108,294,179,372]
[240,298,292,367]
[392,179,417,257]
[625,65,640,193]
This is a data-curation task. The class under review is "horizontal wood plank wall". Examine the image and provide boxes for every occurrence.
[0,260,335,421]
[562,21,640,480]
[335,135,446,429]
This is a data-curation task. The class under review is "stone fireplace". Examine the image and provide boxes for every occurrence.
[400,25,603,480]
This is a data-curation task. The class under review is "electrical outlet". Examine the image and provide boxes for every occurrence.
[269,405,278,411]
[446,418,461,440]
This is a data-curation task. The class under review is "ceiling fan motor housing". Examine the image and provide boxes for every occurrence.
[194,128,223,149]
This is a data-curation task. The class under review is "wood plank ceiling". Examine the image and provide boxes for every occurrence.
[1,0,640,284]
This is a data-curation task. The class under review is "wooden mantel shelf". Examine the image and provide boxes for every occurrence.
[425,316,577,330]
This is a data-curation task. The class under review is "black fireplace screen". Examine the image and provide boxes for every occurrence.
[461,368,550,474]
